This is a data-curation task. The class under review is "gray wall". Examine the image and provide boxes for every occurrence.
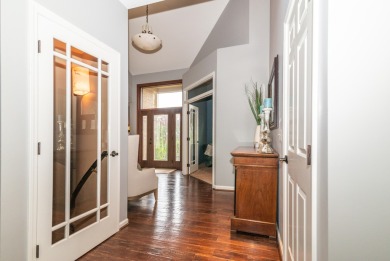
[184,0,270,187]
[0,0,2,245]
[269,0,289,244]
[191,0,249,67]
[1,0,31,259]
[328,1,390,260]
[0,0,128,259]
[129,68,188,134]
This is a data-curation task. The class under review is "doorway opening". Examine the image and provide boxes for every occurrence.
[183,74,214,187]
[188,95,213,185]
[137,80,183,170]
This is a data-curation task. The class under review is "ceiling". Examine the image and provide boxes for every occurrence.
[118,0,165,9]
[127,0,229,76]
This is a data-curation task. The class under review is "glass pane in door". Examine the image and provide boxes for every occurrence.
[100,75,108,206]
[154,115,168,161]
[190,110,195,164]
[70,63,98,219]
[53,56,67,227]
[176,114,181,161]
[142,116,147,161]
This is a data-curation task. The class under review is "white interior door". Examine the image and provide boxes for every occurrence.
[36,12,120,261]
[188,104,199,173]
[284,0,313,260]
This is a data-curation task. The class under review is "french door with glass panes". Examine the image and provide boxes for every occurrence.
[188,104,199,174]
[140,108,182,169]
[36,12,120,261]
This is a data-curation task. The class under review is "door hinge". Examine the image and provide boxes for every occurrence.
[37,142,41,155]
[307,145,312,166]
[36,245,40,258]
[187,163,190,167]
[187,111,190,115]
[187,137,190,141]
[38,40,41,53]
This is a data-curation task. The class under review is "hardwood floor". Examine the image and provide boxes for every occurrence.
[78,171,280,260]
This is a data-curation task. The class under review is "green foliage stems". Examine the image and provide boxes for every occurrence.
[245,80,264,125]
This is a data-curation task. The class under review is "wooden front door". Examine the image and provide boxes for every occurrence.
[139,108,182,169]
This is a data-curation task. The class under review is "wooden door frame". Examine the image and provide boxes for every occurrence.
[137,80,183,169]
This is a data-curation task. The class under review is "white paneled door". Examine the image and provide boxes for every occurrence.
[284,0,313,260]
[35,10,120,261]
[188,104,199,173]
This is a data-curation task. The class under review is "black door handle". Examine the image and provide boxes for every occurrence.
[279,155,288,164]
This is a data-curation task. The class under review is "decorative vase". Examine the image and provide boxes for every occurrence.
[261,108,273,154]
[254,125,261,148]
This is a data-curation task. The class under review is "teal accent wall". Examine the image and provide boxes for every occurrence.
[191,96,213,165]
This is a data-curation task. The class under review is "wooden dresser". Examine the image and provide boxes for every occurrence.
[231,147,278,237]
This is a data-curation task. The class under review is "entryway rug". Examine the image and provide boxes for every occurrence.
[155,168,176,174]
[190,167,212,185]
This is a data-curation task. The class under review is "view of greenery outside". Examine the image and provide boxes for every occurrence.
[176,114,180,161]
[154,115,168,161]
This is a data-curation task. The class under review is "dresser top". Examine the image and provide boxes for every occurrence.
[231,146,279,158]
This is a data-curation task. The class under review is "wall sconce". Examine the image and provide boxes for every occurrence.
[72,66,90,95]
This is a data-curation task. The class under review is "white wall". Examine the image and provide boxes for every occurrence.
[328,1,390,259]
[0,0,128,259]
[313,0,328,260]
[129,68,188,134]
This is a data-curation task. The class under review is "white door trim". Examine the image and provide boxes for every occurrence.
[182,72,215,188]
[28,3,121,260]
[282,0,319,260]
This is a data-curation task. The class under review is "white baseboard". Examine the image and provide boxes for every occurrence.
[213,185,234,191]
[119,218,129,230]
[277,225,283,260]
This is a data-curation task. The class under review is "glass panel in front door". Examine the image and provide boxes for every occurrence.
[176,113,181,161]
[154,114,168,161]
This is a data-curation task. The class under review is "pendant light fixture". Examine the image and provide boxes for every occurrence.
[132,5,162,52]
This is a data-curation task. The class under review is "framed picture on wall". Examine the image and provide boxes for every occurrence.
[268,55,279,130]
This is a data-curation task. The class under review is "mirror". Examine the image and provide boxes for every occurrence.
[268,55,279,130]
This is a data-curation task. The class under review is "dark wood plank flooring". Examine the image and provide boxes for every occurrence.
[79,171,280,260]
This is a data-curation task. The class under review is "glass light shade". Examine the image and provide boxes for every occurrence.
[72,66,90,95]
[132,23,162,51]
[132,32,162,51]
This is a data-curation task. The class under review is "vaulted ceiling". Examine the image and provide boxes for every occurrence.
[121,0,229,75]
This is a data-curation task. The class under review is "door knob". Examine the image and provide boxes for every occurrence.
[110,151,119,157]
[279,155,288,164]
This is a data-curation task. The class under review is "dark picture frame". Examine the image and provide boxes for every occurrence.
[268,55,279,130]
